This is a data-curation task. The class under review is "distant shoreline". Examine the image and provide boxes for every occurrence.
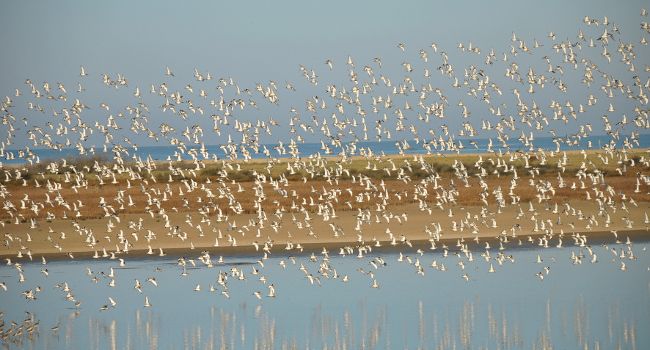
[4,145,649,168]
[2,134,648,166]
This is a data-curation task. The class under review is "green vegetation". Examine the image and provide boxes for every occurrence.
[5,149,649,186]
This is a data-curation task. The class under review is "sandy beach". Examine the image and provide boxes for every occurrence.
[3,197,648,260]
[2,148,649,260]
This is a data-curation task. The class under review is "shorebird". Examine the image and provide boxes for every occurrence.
[1,9,648,328]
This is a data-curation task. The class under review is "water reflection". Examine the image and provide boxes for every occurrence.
[12,298,643,350]
[1,242,648,349]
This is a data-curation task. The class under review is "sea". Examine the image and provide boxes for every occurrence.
[3,134,649,165]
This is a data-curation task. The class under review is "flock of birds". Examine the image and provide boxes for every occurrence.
[1,9,650,346]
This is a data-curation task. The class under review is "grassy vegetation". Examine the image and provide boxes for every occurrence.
[20,154,111,178]
[5,148,650,185]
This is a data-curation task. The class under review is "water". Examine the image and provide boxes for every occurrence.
[1,241,648,349]
[4,134,649,165]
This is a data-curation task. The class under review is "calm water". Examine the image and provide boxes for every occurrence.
[1,241,649,349]
[4,134,649,165]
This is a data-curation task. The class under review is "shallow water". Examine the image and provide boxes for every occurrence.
[1,241,648,349]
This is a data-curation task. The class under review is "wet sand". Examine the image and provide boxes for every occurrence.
[2,199,648,260]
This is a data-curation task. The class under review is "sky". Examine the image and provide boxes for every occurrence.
[0,0,648,150]
[2,1,644,84]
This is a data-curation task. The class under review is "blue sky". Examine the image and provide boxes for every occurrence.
[4,0,643,84]
[1,0,648,149]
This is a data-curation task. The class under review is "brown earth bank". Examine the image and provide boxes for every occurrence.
[1,149,648,260]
